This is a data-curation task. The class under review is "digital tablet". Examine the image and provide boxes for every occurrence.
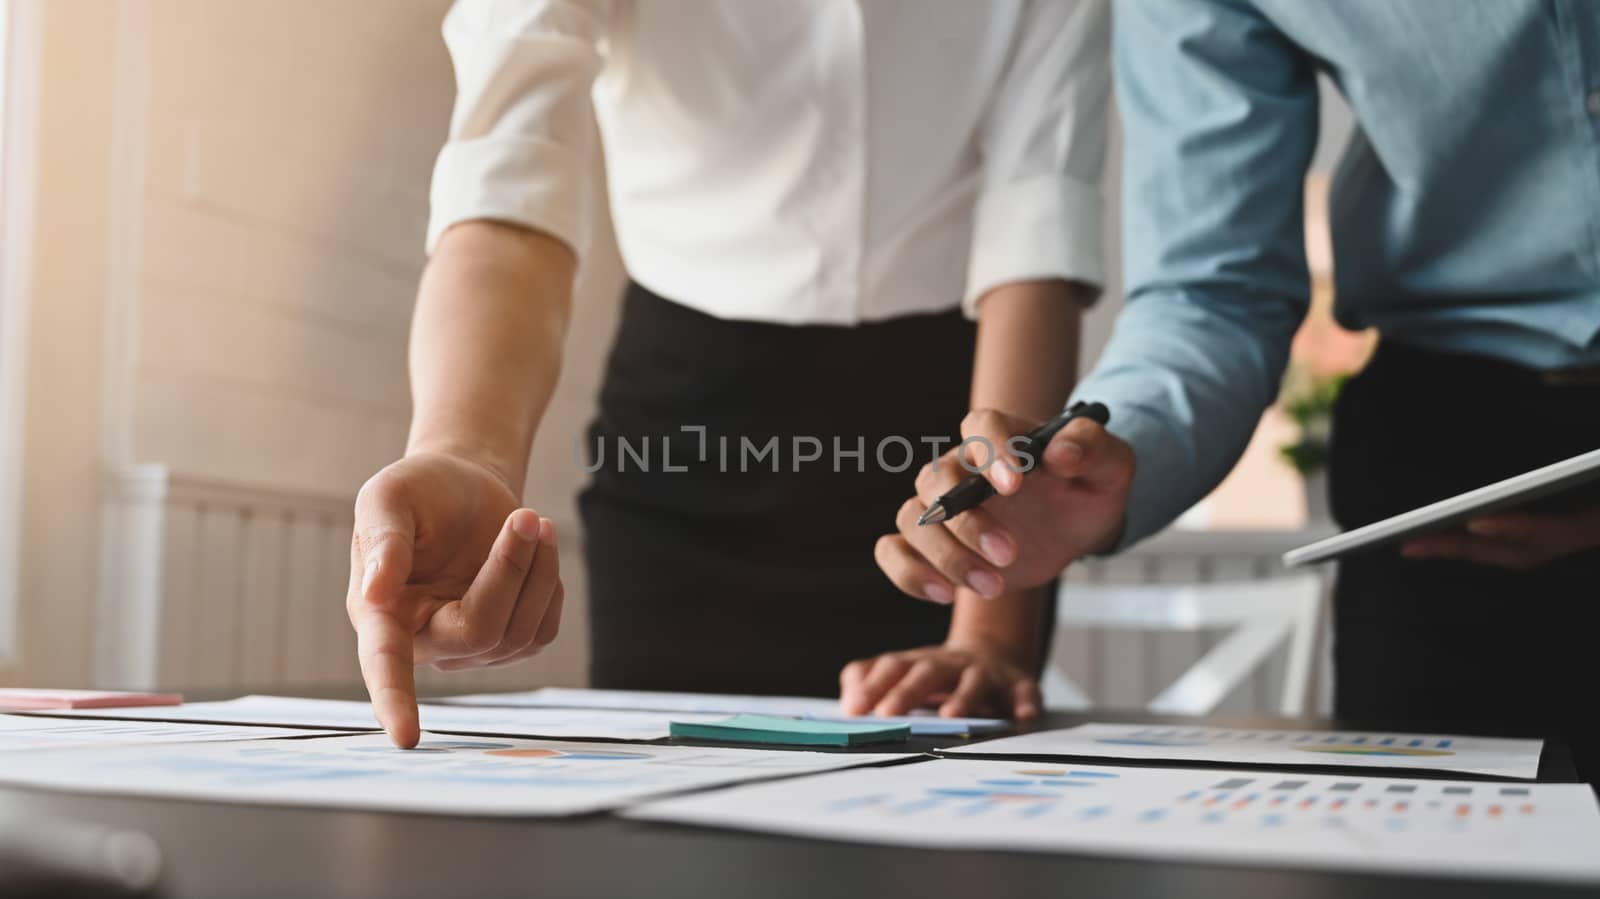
[1283,446,1600,567]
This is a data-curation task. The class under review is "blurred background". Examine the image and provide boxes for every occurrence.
[0,1,1367,712]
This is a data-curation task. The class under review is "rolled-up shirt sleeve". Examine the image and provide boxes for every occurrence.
[964,0,1111,317]
[426,0,609,256]
[1069,0,1319,547]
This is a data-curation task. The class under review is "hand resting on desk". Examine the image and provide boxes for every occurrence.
[839,640,1041,720]
[347,452,565,748]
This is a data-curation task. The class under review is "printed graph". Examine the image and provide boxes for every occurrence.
[485,748,653,761]
[0,733,908,816]
[828,769,1122,819]
[0,714,321,752]
[943,723,1541,779]
[1106,728,1458,758]
[629,759,1600,884]
[822,767,1550,837]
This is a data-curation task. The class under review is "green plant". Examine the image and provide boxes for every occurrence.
[1279,439,1329,474]
[1277,370,1347,476]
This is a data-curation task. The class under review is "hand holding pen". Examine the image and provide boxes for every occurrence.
[875,402,1137,605]
[918,402,1110,526]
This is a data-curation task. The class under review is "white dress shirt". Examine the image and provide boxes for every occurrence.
[428,0,1108,325]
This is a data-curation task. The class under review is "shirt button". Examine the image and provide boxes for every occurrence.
[1588,90,1600,117]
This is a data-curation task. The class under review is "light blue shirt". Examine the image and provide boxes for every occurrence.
[1074,0,1600,546]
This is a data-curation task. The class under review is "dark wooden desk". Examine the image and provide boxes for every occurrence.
[1,701,1593,899]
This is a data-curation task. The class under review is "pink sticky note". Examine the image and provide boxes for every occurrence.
[0,689,183,711]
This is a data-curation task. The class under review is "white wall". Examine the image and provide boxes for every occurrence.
[0,0,25,669]
[114,0,625,512]
[119,0,448,491]
[7,0,624,689]
[7,0,119,686]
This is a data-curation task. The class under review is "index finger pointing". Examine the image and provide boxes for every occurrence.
[356,607,420,749]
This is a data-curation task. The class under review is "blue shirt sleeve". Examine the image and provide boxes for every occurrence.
[1070,0,1322,547]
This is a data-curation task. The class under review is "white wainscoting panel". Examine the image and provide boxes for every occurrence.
[95,467,587,694]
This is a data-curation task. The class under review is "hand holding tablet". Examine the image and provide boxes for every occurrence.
[1284,447,1600,567]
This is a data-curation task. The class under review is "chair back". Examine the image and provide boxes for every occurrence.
[1043,575,1326,717]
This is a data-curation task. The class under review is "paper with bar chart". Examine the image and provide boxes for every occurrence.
[0,713,326,752]
[47,695,725,741]
[0,732,912,816]
[940,724,1542,779]
[627,759,1600,883]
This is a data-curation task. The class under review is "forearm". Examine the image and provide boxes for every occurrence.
[1071,286,1298,547]
[969,279,1086,418]
[948,586,1048,673]
[407,221,576,494]
[950,279,1088,666]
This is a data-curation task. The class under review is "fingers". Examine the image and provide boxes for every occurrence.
[1400,535,1550,569]
[474,558,564,668]
[349,475,421,748]
[934,662,1038,719]
[915,462,1016,567]
[1401,508,1600,569]
[1466,513,1592,551]
[478,518,562,665]
[842,648,1040,721]
[1466,515,1548,541]
[1041,418,1135,491]
[874,534,957,604]
[939,664,997,718]
[529,577,565,653]
[1010,676,1042,720]
[841,654,911,716]
[875,658,955,716]
[894,498,1005,598]
[838,658,871,714]
[1403,510,1600,569]
[958,408,1030,495]
[419,509,542,661]
[354,607,420,749]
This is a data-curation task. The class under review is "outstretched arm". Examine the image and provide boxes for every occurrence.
[348,0,608,747]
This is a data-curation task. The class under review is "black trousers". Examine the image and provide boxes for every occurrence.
[1328,341,1600,785]
[579,283,967,697]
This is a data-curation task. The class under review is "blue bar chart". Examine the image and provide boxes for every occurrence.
[628,759,1600,884]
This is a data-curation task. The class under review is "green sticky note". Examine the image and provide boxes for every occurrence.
[669,714,911,746]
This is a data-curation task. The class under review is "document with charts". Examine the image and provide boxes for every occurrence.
[940,724,1542,780]
[0,713,325,752]
[627,759,1600,884]
[0,732,912,816]
[47,695,724,741]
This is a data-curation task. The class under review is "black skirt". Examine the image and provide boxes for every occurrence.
[578,282,973,697]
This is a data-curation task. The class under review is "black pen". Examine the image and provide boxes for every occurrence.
[917,401,1111,526]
